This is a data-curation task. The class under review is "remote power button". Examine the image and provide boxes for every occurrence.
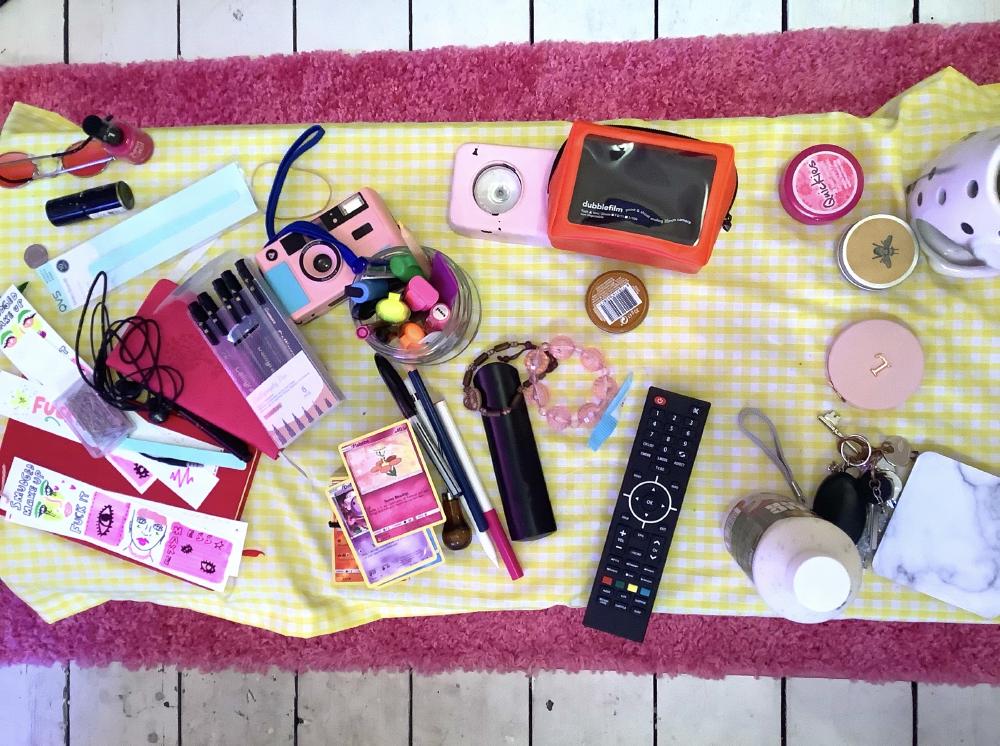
[653,395,667,406]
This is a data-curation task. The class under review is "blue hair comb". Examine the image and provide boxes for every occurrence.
[588,372,634,451]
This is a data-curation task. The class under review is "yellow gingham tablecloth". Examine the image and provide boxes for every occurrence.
[0,69,997,637]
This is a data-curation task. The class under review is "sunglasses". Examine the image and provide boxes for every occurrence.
[0,138,113,188]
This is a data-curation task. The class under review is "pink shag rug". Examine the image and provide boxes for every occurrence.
[2,23,1000,684]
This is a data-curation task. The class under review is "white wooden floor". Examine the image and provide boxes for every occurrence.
[3,0,1000,744]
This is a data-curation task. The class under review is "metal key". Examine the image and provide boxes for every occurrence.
[817,410,864,458]
[880,435,917,470]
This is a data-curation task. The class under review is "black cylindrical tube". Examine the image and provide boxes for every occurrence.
[45,181,134,226]
[473,361,555,541]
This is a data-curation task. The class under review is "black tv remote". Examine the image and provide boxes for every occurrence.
[582,386,710,642]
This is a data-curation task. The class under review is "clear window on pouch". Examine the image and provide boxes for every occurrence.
[567,134,717,247]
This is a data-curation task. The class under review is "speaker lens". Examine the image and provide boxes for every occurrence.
[473,164,522,215]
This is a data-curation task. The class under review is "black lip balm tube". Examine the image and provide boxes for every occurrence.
[473,361,556,541]
[45,181,135,226]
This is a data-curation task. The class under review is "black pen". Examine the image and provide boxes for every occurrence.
[196,292,229,337]
[374,354,417,419]
[235,258,268,306]
[213,277,243,323]
[140,453,200,468]
[374,355,463,497]
[222,270,254,317]
[188,302,219,345]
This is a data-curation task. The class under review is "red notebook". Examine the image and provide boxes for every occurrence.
[106,279,279,459]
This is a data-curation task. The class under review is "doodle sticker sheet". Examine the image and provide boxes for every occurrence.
[0,458,246,591]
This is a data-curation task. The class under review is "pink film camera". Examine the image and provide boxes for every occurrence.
[448,143,556,246]
[255,188,404,324]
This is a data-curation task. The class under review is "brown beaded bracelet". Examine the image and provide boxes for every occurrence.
[461,340,558,417]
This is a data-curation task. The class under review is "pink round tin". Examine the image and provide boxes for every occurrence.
[780,144,864,224]
[826,319,924,410]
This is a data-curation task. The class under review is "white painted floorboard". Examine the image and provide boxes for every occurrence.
[532,670,653,746]
[67,0,177,63]
[0,0,64,66]
[411,0,530,48]
[0,663,66,746]
[658,0,781,38]
[297,670,409,746]
[656,675,781,745]
[297,0,410,53]
[180,668,295,745]
[786,678,913,746]
[179,0,294,59]
[918,684,1000,746]
[412,670,529,746]
[534,0,654,42]
[921,0,1000,23]
[787,0,914,29]
[69,663,178,746]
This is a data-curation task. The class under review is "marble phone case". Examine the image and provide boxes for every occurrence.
[873,451,1000,618]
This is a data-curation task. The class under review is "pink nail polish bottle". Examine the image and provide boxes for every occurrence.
[82,115,155,165]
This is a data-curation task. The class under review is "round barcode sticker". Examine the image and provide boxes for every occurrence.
[585,270,649,334]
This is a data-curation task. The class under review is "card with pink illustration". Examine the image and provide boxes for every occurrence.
[84,491,131,547]
[338,421,443,544]
[160,521,234,584]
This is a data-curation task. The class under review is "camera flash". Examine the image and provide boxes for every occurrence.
[338,194,365,215]
[473,164,522,215]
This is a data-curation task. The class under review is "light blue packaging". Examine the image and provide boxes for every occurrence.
[37,163,257,313]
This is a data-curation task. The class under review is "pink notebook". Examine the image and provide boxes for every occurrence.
[107,280,279,459]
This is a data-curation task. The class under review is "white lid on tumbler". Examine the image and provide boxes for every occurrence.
[790,554,853,613]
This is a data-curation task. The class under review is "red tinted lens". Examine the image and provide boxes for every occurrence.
[61,139,111,178]
[0,152,36,188]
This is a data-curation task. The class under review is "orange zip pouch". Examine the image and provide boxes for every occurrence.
[547,121,738,273]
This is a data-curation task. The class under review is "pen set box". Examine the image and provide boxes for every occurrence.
[160,252,343,452]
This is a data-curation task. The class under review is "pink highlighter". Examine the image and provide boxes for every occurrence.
[403,275,439,312]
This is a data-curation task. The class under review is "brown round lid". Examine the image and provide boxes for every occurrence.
[585,270,649,334]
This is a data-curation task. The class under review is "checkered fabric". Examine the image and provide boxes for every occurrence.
[0,68,996,637]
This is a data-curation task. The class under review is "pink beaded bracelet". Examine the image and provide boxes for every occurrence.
[524,335,618,432]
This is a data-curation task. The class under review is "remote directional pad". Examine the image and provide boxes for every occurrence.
[626,479,675,526]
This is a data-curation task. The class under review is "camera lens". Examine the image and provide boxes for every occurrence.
[473,164,522,215]
[299,241,342,282]
[313,254,333,273]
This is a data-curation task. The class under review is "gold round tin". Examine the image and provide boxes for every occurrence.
[838,214,918,290]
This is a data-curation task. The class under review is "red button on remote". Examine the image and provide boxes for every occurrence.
[653,395,667,406]
[601,576,613,585]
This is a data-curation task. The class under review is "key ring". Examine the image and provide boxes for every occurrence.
[838,435,872,468]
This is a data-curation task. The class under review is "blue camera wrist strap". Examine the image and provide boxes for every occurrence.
[264,125,368,276]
